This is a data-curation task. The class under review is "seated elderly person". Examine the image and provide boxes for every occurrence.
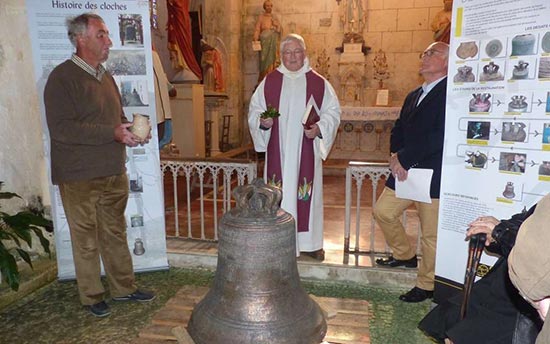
[508,193,550,344]
[418,206,542,344]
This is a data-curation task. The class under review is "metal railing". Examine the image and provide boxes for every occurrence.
[161,154,420,257]
[344,161,420,255]
[161,156,257,241]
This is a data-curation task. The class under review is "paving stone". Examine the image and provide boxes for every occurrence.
[131,337,172,344]
[139,286,372,343]
[139,324,176,341]
[325,323,371,343]
[328,312,369,328]
[152,308,192,327]
[172,326,196,344]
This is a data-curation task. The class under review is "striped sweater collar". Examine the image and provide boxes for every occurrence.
[71,54,106,81]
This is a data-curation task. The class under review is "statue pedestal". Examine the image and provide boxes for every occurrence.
[343,43,362,54]
[338,43,366,106]
[170,83,206,158]
[204,92,228,157]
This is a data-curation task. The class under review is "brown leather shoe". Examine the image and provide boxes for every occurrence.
[399,287,433,303]
[302,249,325,261]
[375,255,418,268]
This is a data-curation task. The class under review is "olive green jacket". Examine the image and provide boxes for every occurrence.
[509,193,550,344]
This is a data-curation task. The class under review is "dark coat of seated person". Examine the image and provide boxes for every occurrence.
[418,206,542,344]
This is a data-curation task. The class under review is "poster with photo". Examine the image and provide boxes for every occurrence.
[435,0,550,300]
[25,0,168,280]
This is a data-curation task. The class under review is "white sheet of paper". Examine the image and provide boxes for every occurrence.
[395,168,434,203]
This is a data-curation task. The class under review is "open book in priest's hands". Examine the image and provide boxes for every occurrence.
[302,97,321,129]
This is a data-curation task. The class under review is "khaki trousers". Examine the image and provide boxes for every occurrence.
[373,187,440,291]
[59,174,136,305]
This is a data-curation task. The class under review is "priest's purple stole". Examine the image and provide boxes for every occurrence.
[264,71,283,189]
[264,70,325,232]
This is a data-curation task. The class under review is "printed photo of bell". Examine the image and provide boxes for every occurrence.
[507,58,536,80]
[119,79,149,107]
[469,93,492,113]
[539,161,550,177]
[118,14,144,48]
[464,150,488,169]
[467,121,490,140]
[483,38,505,59]
[453,64,477,83]
[130,214,144,228]
[502,181,516,200]
[133,238,145,256]
[543,123,550,144]
[456,41,479,60]
[479,61,504,82]
[507,94,531,113]
[129,173,144,193]
[499,152,527,174]
[106,50,146,76]
[538,57,550,79]
[510,33,536,56]
[501,121,527,143]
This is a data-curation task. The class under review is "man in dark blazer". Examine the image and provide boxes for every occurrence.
[373,42,449,303]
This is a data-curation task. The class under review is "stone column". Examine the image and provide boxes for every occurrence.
[205,94,228,156]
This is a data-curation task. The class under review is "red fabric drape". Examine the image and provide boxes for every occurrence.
[167,0,202,79]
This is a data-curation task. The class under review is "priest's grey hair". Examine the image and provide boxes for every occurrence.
[280,34,306,52]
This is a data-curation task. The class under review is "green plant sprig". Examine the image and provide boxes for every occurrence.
[260,106,281,119]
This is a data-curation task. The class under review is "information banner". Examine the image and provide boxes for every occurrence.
[435,0,550,300]
[26,0,169,279]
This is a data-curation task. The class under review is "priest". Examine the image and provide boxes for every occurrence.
[248,33,341,261]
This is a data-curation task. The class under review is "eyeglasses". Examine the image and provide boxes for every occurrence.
[419,49,444,58]
[282,49,304,57]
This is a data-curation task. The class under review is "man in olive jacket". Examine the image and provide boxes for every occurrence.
[509,193,550,344]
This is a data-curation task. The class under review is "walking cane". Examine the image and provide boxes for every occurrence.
[460,233,487,320]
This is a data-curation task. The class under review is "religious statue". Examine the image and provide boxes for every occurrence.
[372,49,389,89]
[167,0,202,81]
[201,40,225,93]
[340,0,367,34]
[253,0,281,82]
[431,0,453,43]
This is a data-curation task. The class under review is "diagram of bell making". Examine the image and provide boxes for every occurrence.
[443,0,550,214]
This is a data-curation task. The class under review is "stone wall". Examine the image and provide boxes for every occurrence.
[0,1,49,210]
[154,0,446,148]
[243,0,445,108]
[1,0,447,197]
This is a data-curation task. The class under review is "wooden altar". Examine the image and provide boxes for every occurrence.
[328,106,401,161]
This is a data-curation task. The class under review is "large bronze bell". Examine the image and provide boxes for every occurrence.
[187,179,327,344]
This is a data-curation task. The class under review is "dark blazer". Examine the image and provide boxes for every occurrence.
[386,77,447,199]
